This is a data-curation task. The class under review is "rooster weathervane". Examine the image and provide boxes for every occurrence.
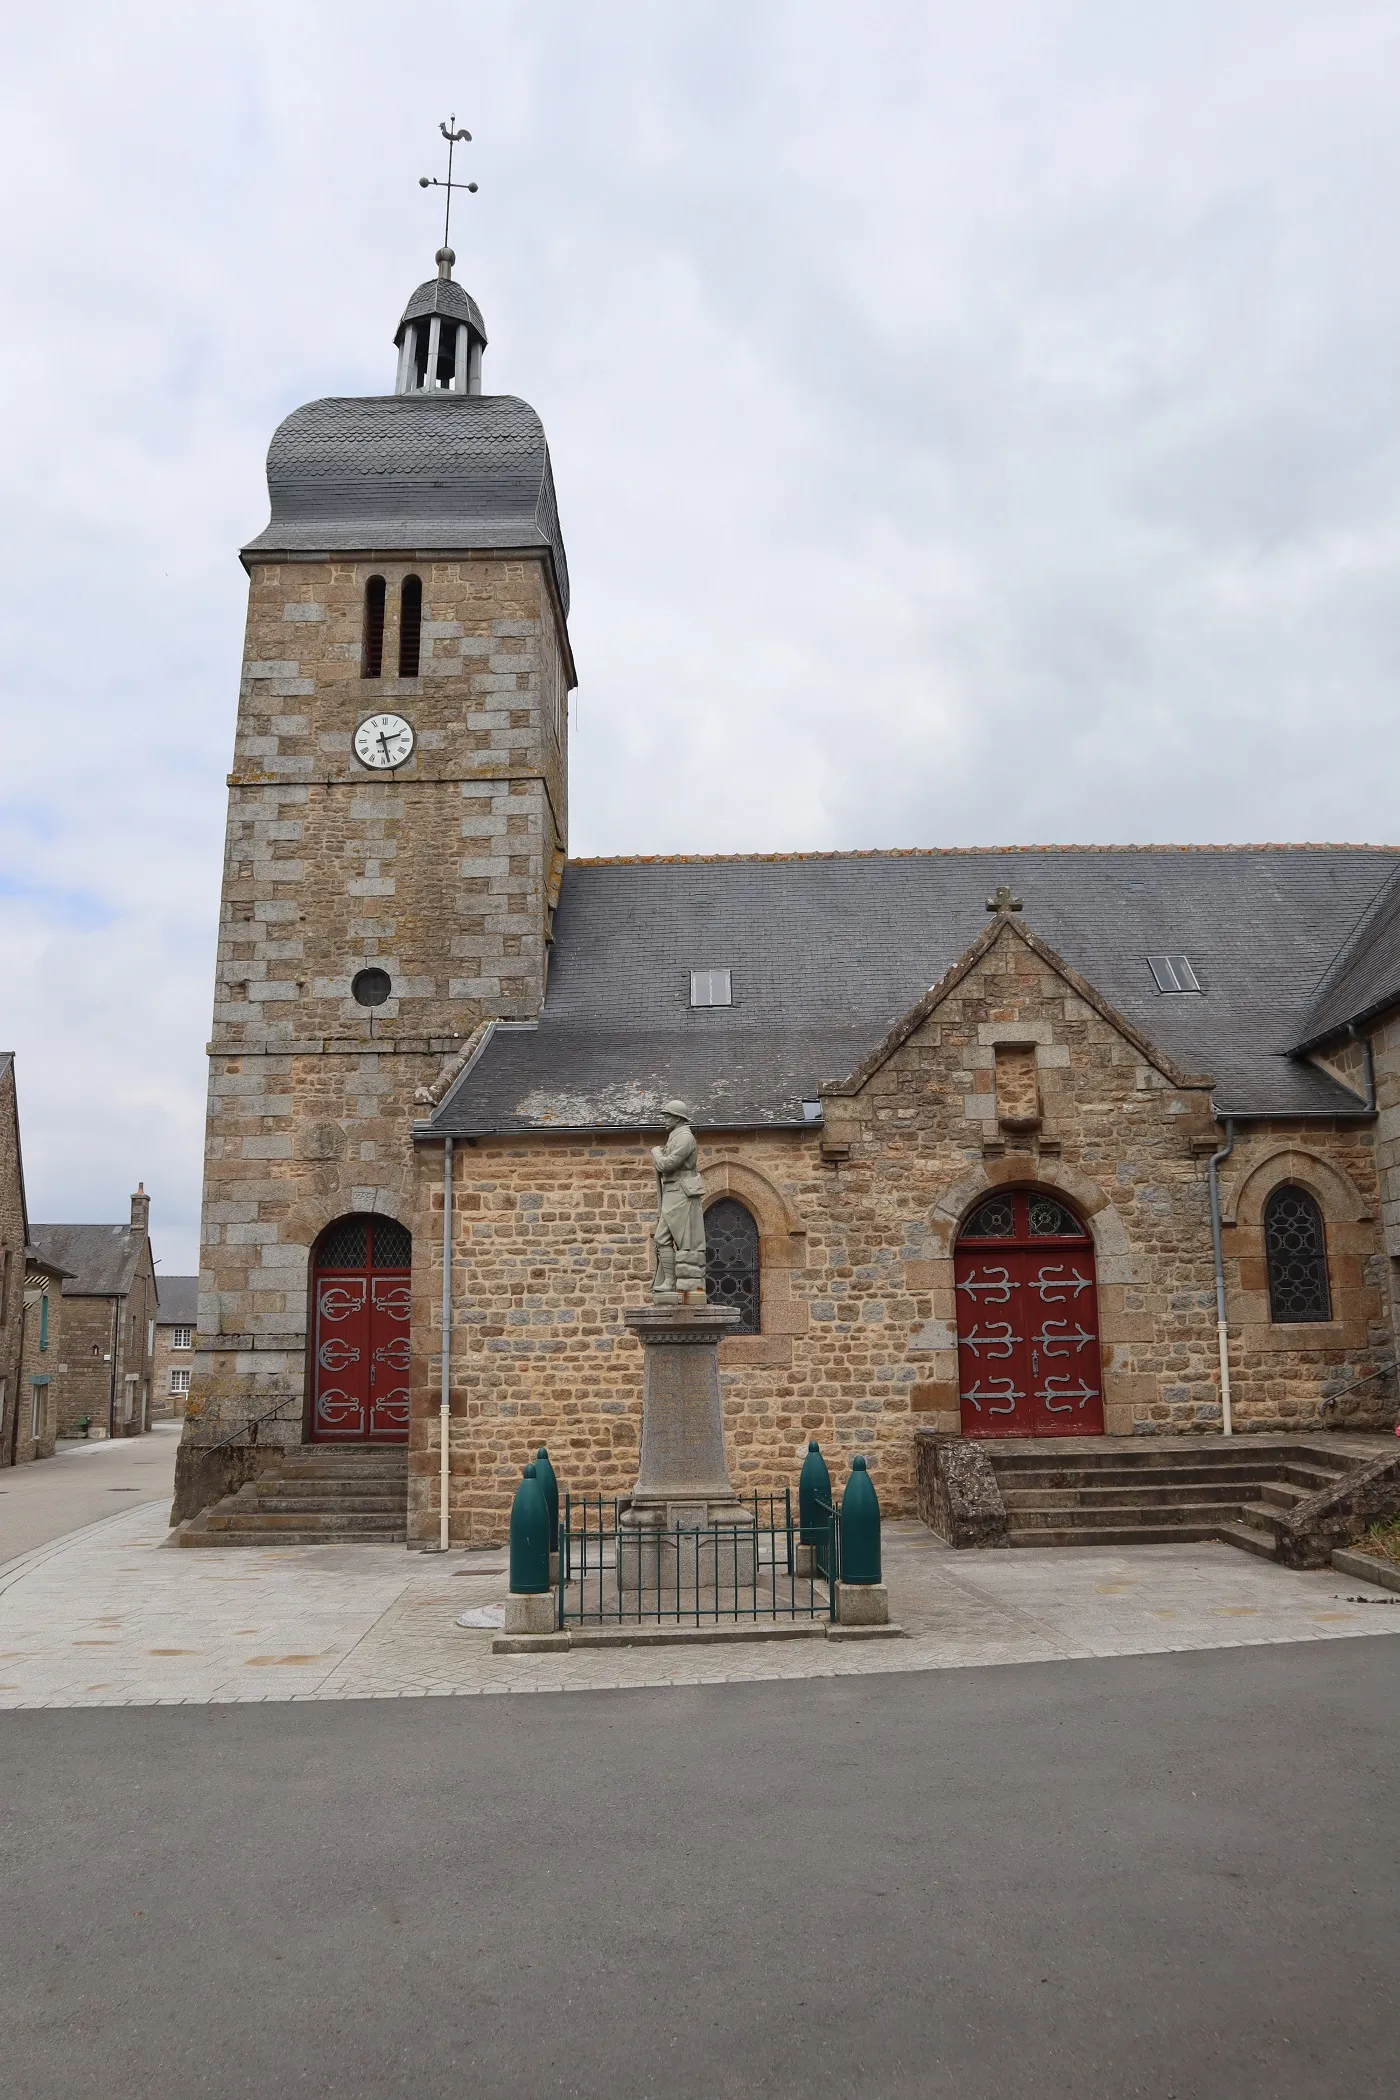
[419,117,477,251]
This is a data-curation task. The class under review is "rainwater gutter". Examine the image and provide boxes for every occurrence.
[439,1136,453,1553]
[1207,1117,1236,1438]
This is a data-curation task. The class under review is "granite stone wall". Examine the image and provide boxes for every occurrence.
[0,1062,26,1466]
[404,921,1394,1545]
[188,550,572,1442]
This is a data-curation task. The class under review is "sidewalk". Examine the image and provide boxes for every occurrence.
[1,1502,1397,1709]
[0,1421,182,1565]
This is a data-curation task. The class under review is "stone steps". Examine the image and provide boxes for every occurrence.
[176,1444,408,1547]
[983,1438,1368,1557]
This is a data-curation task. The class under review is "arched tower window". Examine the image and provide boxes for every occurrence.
[705,1198,760,1334]
[399,576,422,678]
[1264,1185,1331,1324]
[362,576,385,679]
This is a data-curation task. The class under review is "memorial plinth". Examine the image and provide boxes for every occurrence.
[619,1303,751,1589]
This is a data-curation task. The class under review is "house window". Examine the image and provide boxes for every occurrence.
[31,1380,46,1440]
[170,1368,192,1396]
[690,969,732,1008]
[172,1325,193,1350]
[39,1292,48,1350]
[362,576,386,678]
[705,1198,760,1334]
[1264,1184,1332,1324]
[399,576,422,678]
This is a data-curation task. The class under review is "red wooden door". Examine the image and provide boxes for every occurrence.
[954,1191,1103,1438]
[311,1216,412,1443]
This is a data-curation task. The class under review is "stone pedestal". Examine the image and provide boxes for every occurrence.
[619,1304,753,1591]
[504,1591,556,1635]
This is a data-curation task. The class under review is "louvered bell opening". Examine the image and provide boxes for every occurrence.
[361,576,386,679]
[399,576,422,678]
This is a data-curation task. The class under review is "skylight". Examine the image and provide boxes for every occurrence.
[1147,955,1203,995]
[690,968,732,1008]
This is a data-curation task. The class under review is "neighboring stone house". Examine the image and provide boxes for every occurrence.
[184,242,1400,1547]
[0,1053,31,1467]
[152,1275,198,1419]
[16,1248,70,1462]
[32,1190,159,1438]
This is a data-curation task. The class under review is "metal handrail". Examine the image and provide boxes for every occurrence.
[191,1399,300,1459]
[1320,1360,1398,1413]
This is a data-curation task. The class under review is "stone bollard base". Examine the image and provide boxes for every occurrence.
[504,1591,556,1636]
[834,1581,890,1627]
[549,1551,560,1588]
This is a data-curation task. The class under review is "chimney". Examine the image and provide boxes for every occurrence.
[130,1183,150,1235]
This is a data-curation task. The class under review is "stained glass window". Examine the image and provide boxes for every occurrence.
[960,1195,1016,1239]
[705,1199,760,1334]
[1264,1185,1331,1324]
[1027,1196,1084,1238]
[317,1218,369,1269]
[372,1219,413,1270]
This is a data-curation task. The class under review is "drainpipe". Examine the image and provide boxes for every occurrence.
[439,1138,453,1552]
[1347,1023,1377,1112]
[1207,1118,1236,1437]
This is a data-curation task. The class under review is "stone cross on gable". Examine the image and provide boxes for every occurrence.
[986,883,1023,914]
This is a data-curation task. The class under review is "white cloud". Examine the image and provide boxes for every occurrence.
[2,0,1399,1266]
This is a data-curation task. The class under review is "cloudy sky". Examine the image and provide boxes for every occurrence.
[2,0,1399,1270]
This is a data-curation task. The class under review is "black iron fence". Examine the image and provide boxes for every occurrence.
[558,1488,837,1628]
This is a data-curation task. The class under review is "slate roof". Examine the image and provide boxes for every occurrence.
[395,276,487,344]
[241,393,570,615]
[423,847,1400,1139]
[1294,862,1400,1047]
[30,1224,148,1299]
[155,1274,199,1326]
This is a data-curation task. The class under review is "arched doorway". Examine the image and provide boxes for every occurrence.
[954,1189,1104,1438]
[309,1214,412,1442]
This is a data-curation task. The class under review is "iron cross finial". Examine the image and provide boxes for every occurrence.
[986,883,1023,914]
[418,114,478,253]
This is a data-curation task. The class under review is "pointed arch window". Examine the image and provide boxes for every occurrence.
[362,576,386,679]
[1264,1184,1332,1324]
[399,576,422,678]
[705,1198,760,1334]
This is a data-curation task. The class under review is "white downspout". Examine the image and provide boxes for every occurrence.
[1208,1118,1236,1437]
[439,1136,453,1550]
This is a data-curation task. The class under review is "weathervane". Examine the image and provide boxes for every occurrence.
[419,117,478,252]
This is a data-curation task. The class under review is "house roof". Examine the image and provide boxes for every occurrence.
[30,1224,149,1299]
[421,846,1400,1139]
[155,1274,199,1325]
[240,392,570,616]
[1294,861,1400,1048]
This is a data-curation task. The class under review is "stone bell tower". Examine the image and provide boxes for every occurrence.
[188,242,575,1441]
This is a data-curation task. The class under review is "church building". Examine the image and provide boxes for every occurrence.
[187,241,1400,1546]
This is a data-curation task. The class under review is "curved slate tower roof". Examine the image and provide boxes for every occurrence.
[240,393,569,612]
[241,251,568,614]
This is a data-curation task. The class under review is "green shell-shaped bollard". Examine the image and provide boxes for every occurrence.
[509,1463,551,1594]
[798,1439,833,1547]
[839,1456,882,1585]
[534,1445,560,1554]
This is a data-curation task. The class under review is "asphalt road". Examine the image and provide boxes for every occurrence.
[3,1639,1396,2099]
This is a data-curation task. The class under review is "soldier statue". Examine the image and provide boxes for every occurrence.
[650,1100,707,1302]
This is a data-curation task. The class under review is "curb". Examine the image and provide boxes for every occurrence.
[1331,1547,1400,1594]
[492,1620,906,1655]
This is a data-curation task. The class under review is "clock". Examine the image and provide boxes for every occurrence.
[353,712,415,770]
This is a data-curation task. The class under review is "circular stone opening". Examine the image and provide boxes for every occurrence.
[351,967,393,1008]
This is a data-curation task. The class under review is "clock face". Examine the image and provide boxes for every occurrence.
[353,713,415,770]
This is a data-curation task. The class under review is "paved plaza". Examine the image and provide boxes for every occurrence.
[1,1492,1398,1707]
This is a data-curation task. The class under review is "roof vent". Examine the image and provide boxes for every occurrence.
[1147,955,1203,995]
[690,969,732,1008]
